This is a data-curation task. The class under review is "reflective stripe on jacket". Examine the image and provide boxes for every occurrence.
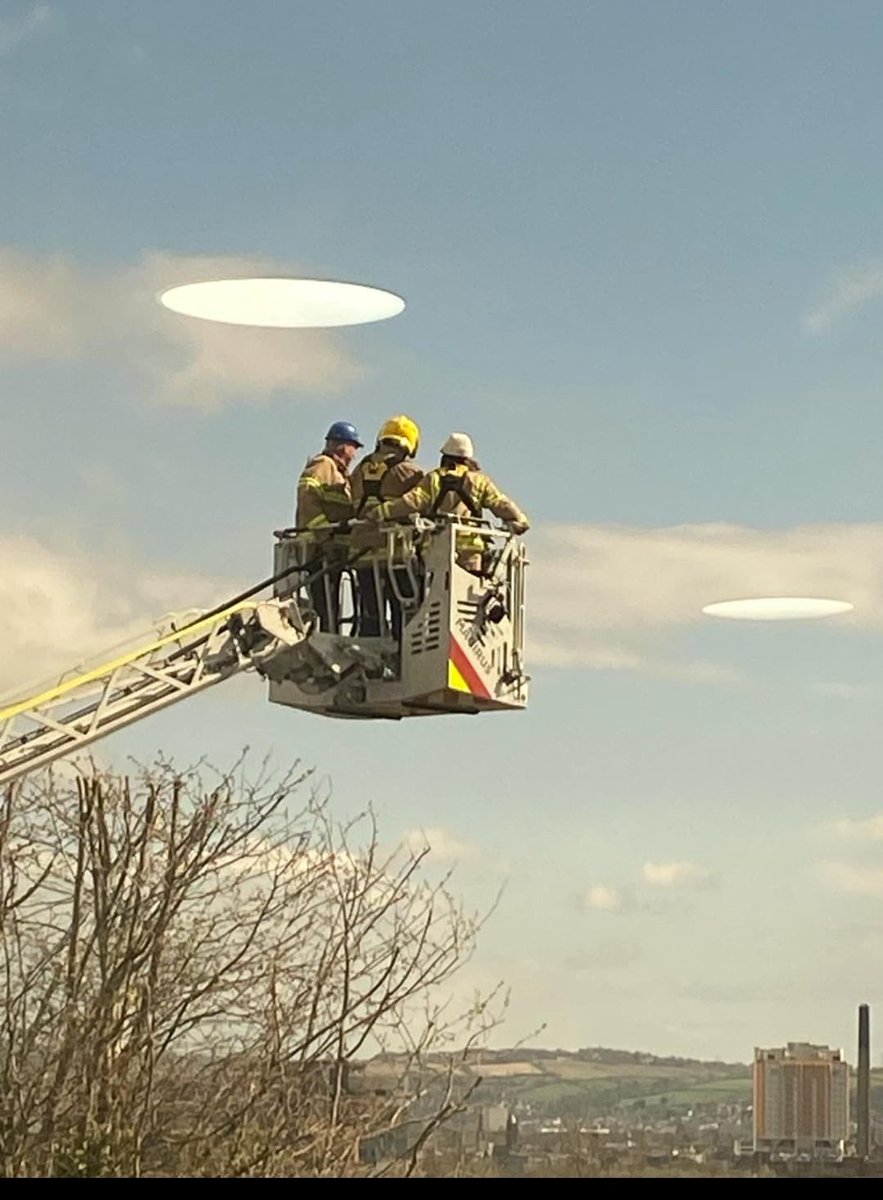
[295,453,353,548]
[378,464,529,556]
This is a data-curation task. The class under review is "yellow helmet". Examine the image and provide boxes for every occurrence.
[377,414,420,456]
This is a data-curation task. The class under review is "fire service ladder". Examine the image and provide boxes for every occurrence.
[0,598,304,788]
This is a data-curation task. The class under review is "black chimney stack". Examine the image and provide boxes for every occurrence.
[858,1003,871,1159]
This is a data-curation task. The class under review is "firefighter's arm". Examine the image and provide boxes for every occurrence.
[299,460,353,524]
[479,476,530,534]
[349,466,364,508]
[370,479,432,522]
[393,462,425,494]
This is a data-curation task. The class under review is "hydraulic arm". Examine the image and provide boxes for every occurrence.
[0,598,304,787]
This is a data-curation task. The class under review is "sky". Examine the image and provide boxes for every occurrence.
[4,0,883,1065]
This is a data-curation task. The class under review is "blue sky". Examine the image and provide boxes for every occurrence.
[5,0,883,1063]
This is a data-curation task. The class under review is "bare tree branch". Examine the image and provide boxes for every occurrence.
[0,755,506,1178]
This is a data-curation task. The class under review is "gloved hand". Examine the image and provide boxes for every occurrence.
[506,520,529,535]
[364,506,386,523]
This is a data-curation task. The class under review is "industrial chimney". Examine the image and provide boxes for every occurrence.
[858,1003,870,1159]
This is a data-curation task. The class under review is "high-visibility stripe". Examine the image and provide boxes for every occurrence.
[448,659,470,693]
[0,601,258,723]
[448,636,492,700]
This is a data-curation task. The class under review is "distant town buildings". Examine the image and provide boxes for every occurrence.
[753,1042,848,1160]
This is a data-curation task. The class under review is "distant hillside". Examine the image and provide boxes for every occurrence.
[361,1046,883,1120]
[359,1045,751,1118]
[458,1046,752,1116]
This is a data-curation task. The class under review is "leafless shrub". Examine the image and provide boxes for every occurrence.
[0,754,503,1177]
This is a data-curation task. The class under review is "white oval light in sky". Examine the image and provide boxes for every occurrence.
[701,597,854,621]
[157,277,406,328]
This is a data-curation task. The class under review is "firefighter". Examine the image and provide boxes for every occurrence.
[350,415,424,638]
[295,420,363,632]
[369,432,529,574]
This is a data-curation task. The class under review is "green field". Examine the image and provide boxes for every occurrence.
[400,1050,883,1120]
[460,1053,753,1115]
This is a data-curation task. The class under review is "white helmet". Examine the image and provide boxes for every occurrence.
[440,432,474,460]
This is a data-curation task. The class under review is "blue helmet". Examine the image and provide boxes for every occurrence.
[325,420,363,447]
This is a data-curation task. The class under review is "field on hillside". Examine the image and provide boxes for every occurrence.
[364,1050,883,1120]
[458,1052,753,1115]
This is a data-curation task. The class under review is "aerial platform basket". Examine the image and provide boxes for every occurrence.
[267,516,529,720]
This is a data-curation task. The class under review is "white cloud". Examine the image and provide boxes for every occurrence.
[585,884,621,911]
[527,520,882,677]
[822,815,883,843]
[402,826,478,863]
[0,246,363,409]
[642,861,714,889]
[819,860,883,898]
[5,510,878,716]
[230,836,360,885]
[0,4,55,56]
[0,532,239,701]
[804,262,883,335]
[0,246,86,358]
